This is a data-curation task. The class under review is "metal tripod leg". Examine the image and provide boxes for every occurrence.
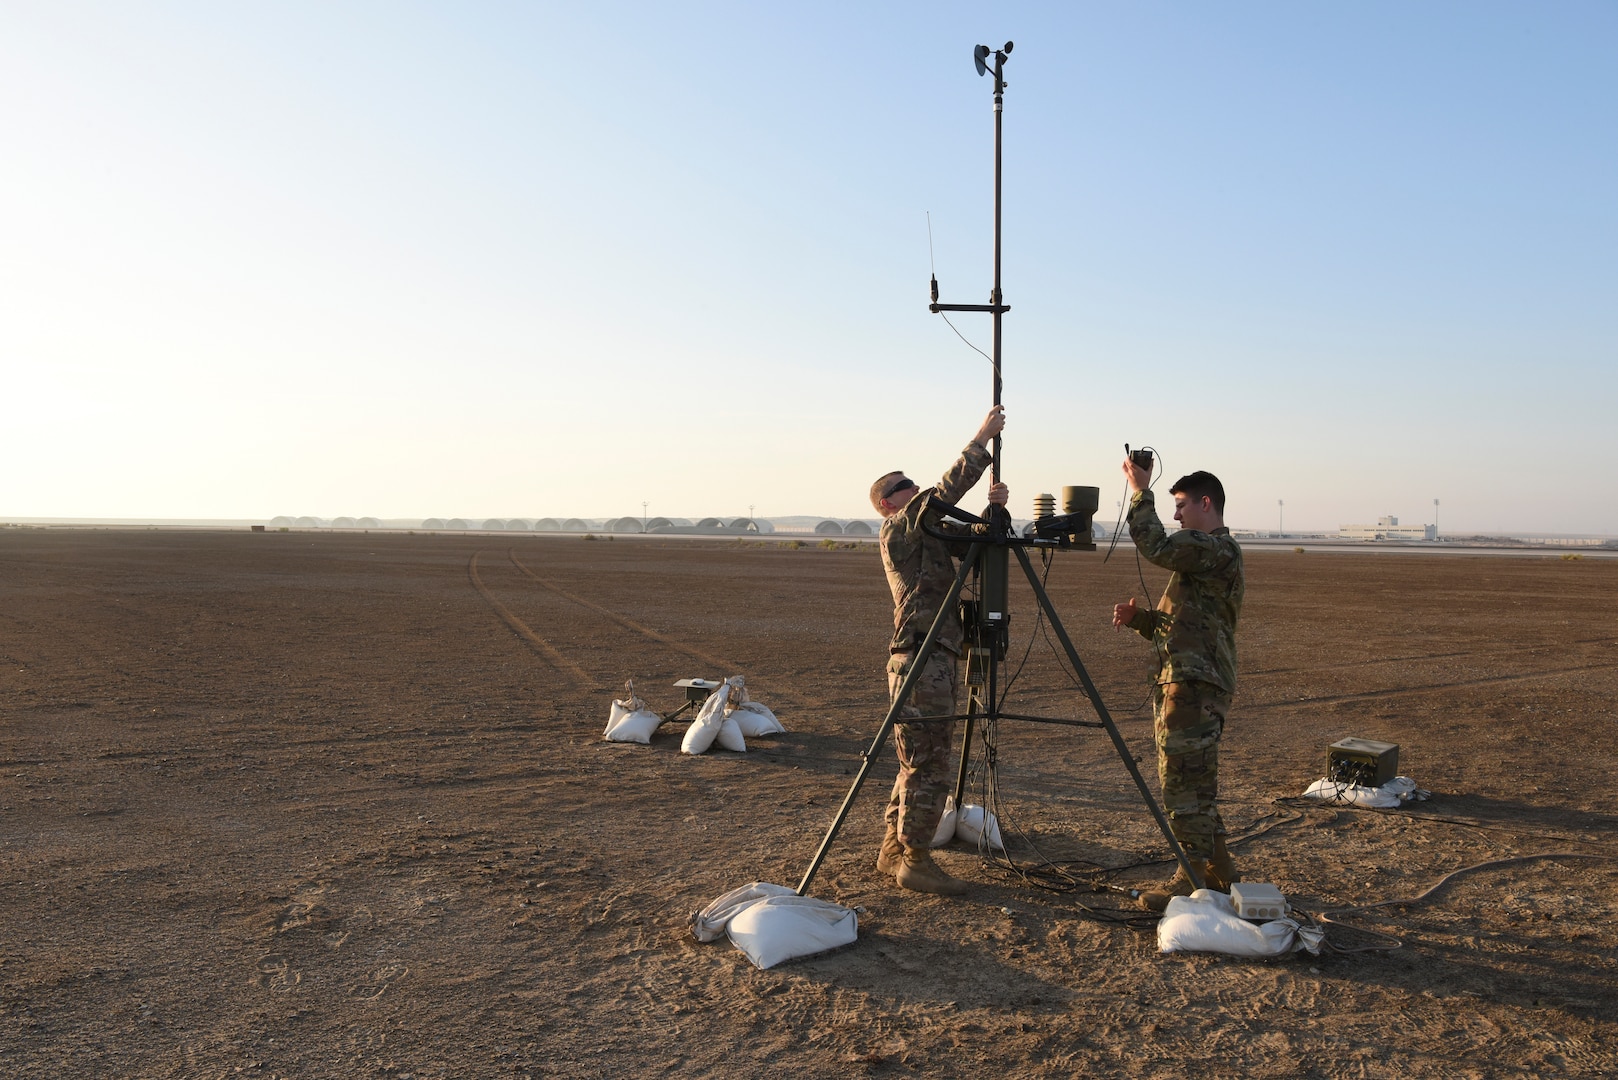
[951,700,978,810]
[951,619,994,809]
[795,545,980,896]
[1011,545,1204,889]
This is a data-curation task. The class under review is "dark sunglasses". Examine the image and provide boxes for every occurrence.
[883,477,918,499]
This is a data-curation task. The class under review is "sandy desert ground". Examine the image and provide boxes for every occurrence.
[2,528,1616,1079]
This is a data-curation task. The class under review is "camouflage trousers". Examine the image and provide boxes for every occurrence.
[884,649,959,849]
[1153,679,1230,859]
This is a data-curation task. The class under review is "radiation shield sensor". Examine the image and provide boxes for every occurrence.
[1030,486,1100,549]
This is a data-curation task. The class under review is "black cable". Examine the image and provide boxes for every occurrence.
[1097,448,1168,704]
[994,547,1052,706]
[1272,795,1614,850]
[1120,450,1171,685]
[939,312,998,374]
[1325,851,1614,915]
[926,214,1000,376]
[1103,476,1131,562]
[1307,851,1617,954]
[952,691,1162,929]
[1104,445,1161,562]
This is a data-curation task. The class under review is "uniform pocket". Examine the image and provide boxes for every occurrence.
[1157,682,1225,756]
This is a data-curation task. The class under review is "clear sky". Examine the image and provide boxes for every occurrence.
[4,2,1614,534]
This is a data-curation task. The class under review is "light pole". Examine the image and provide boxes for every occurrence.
[1433,498,1439,539]
[1278,499,1284,538]
[642,501,647,532]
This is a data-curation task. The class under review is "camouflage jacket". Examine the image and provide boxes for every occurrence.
[1125,489,1244,692]
[880,442,994,657]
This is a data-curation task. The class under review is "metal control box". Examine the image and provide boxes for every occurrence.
[1328,737,1399,788]
[1230,882,1288,921]
[673,678,720,704]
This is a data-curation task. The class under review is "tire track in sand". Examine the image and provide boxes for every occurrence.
[505,549,807,708]
[1240,659,1618,712]
[467,551,595,685]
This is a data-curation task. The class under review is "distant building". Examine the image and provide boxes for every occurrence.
[1339,515,1436,541]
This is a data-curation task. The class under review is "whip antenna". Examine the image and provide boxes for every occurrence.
[927,211,939,303]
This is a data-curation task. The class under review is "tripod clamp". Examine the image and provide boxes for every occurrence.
[917,494,1015,544]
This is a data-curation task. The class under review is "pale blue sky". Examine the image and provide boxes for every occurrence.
[4,2,1614,533]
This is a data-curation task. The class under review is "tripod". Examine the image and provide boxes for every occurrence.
[794,42,1201,898]
[793,501,1204,896]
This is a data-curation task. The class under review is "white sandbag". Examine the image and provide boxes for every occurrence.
[1382,776,1427,800]
[715,716,747,753]
[929,798,1004,849]
[1302,775,1428,808]
[680,680,733,755]
[722,675,786,736]
[724,894,858,969]
[604,680,664,743]
[680,706,722,754]
[691,882,795,942]
[1157,889,1322,957]
[605,708,663,744]
[690,881,859,969]
[954,803,1004,850]
[730,701,785,737]
[604,679,646,736]
[931,796,959,848]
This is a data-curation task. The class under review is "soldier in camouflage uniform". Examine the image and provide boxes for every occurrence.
[1113,461,1244,912]
[869,405,1008,896]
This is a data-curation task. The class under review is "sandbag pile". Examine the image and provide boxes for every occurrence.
[680,675,786,754]
[602,675,785,753]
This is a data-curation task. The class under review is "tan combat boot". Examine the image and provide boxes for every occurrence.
[895,846,969,896]
[875,822,903,876]
[1205,835,1240,893]
[1139,858,1208,913]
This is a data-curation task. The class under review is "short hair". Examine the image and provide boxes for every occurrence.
[870,471,905,515]
[1170,471,1226,516]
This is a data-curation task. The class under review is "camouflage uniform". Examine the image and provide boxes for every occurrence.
[881,442,993,849]
[1124,489,1244,858]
